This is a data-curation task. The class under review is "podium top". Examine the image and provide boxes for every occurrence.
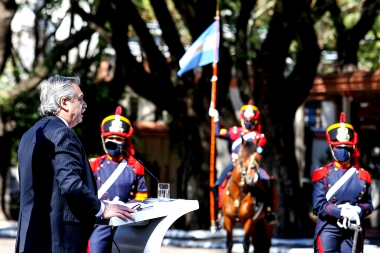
[95,198,199,227]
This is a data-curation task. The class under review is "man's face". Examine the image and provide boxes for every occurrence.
[241,118,257,131]
[104,136,126,157]
[67,83,87,128]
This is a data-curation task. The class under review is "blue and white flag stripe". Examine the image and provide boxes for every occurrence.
[177,21,219,77]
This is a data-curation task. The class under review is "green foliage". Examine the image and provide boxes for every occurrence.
[338,0,364,27]
[357,35,380,71]
[315,12,336,51]
[250,0,273,54]
[357,15,380,71]
[133,0,155,19]
[344,13,361,29]
[0,61,17,111]
[289,40,299,57]
[167,0,191,45]
[313,0,380,73]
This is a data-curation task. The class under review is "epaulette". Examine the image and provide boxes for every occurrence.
[311,163,331,182]
[257,134,267,147]
[127,156,145,176]
[133,162,145,175]
[358,168,372,184]
[89,155,106,172]
[219,129,227,136]
[229,127,242,141]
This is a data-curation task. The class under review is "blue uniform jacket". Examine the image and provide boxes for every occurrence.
[87,155,148,253]
[90,155,148,202]
[312,162,373,241]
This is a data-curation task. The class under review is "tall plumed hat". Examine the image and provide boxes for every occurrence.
[239,99,260,121]
[326,112,357,147]
[100,106,134,139]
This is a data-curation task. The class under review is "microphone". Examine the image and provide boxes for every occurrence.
[105,141,160,183]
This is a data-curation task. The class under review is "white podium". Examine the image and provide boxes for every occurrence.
[95,198,199,253]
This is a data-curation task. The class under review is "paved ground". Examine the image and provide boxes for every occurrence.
[1,218,380,253]
[0,238,229,253]
[1,220,380,253]
[2,237,380,253]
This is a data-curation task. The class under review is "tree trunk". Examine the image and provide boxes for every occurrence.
[253,0,320,237]
[0,0,17,74]
[235,0,257,102]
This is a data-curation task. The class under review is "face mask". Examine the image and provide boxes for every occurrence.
[106,142,126,157]
[244,121,254,130]
[332,147,352,162]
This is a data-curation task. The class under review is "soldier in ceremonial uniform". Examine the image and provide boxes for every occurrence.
[209,100,276,227]
[87,106,148,253]
[312,112,373,253]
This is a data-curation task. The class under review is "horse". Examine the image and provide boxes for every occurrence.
[220,138,278,253]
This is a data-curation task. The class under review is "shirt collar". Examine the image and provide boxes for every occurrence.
[334,161,351,169]
[56,115,69,127]
[106,154,126,163]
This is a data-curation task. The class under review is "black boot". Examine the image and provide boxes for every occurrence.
[261,179,277,225]
[265,207,276,225]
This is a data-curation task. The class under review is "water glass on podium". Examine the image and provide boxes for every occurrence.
[158,183,170,201]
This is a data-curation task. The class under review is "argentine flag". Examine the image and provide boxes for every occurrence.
[177,21,220,77]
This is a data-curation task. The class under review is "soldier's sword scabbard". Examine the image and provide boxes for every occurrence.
[349,224,361,253]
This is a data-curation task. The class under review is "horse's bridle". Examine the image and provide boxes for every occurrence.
[225,152,259,221]
[239,153,259,186]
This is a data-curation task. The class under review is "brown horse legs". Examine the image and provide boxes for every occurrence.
[243,220,254,253]
[225,233,251,253]
[225,219,254,253]
[226,232,234,253]
[224,217,234,253]
[243,235,250,253]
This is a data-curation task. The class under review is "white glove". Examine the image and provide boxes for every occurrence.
[351,205,361,215]
[208,107,219,122]
[338,203,361,228]
[341,208,359,221]
[338,203,361,218]
[348,205,361,226]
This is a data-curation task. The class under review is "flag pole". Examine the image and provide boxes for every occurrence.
[210,0,220,233]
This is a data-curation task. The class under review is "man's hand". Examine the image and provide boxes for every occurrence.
[101,203,137,220]
[208,107,219,122]
[350,205,361,215]
[338,202,361,228]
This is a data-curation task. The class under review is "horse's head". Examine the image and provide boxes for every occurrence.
[236,137,259,186]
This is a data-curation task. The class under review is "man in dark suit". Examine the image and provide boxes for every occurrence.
[15,75,137,253]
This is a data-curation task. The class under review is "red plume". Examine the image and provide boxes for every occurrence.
[248,99,253,105]
[115,106,122,115]
[125,142,145,175]
[352,148,360,168]
[340,112,345,123]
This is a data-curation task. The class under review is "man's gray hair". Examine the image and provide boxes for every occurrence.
[38,75,81,117]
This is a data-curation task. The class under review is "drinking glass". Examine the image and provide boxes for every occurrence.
[157,183,170,200]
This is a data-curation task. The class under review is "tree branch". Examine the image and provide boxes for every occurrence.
[0,0,17,74]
